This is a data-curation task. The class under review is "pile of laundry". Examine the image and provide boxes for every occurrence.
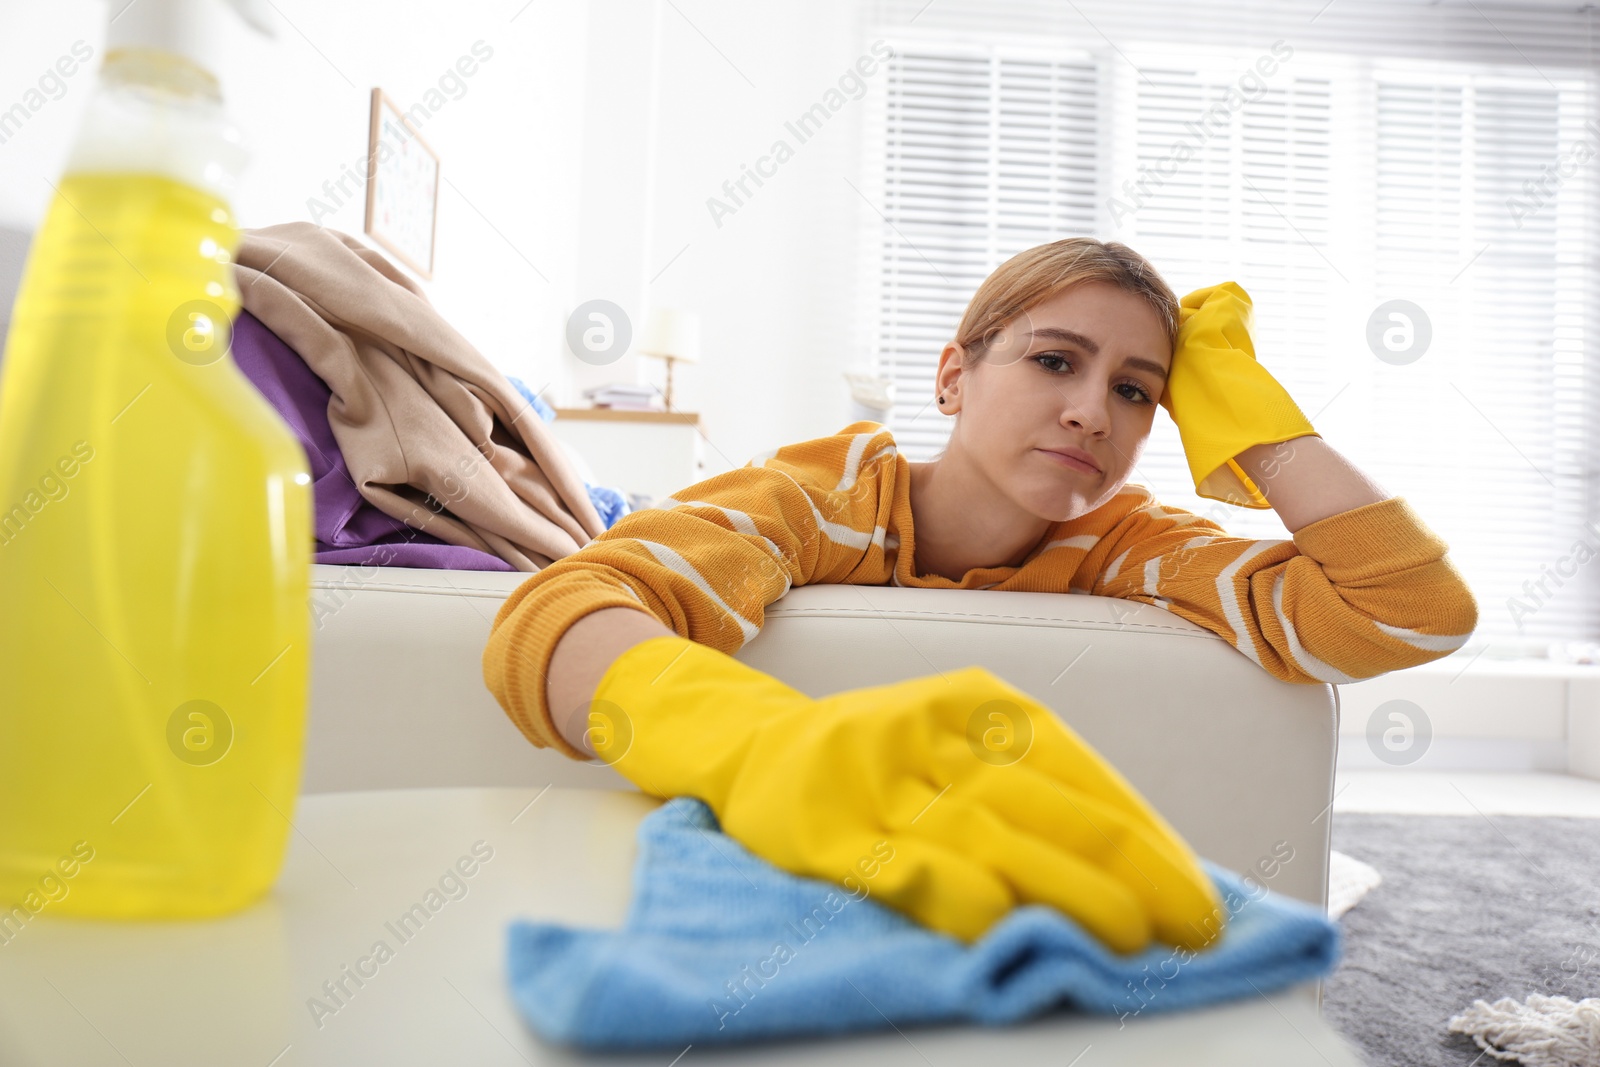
[229,222,629,573]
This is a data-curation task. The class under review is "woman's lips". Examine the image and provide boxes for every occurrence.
[1037,448,1100,474]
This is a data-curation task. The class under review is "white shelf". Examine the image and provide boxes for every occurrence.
[547,406,706,505]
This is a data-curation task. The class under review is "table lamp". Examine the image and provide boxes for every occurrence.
[638,307,701,409]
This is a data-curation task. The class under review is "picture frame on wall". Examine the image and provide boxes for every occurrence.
[364,88,440,280]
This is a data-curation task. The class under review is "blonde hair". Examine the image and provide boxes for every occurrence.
[953,238,1178,368]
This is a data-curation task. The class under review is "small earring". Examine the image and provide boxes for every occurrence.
[937,396,946,405]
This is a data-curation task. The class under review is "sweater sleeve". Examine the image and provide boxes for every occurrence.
[482,429,887,758]
[1089,492,1479,684]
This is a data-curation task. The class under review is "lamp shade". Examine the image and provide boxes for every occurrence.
[637,307,701,364]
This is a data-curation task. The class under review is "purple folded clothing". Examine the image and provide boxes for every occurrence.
[230,310,513,571]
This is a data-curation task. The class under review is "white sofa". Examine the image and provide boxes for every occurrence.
[303,563,1339,913]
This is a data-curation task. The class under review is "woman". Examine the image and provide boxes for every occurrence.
[483,237,1478,954]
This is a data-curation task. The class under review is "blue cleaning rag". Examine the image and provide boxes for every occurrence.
[506,796,1342,1051]
[505,375,631,529]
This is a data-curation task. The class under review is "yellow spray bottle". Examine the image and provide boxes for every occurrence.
[0,0,313,918]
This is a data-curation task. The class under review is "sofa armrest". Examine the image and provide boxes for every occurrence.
[304,565,1337,910]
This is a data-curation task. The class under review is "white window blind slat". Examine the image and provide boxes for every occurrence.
[865,0,1600,67]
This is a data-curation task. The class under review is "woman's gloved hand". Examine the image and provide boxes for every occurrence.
[1158,281,1319,508]
[588,634,1226,954]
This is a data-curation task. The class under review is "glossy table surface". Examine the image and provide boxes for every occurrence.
[0,786,1365,1065]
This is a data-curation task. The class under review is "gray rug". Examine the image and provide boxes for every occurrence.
[1323,812,1600,1066]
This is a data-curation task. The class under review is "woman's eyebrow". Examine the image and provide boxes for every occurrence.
[1025,326,1169,381]
[1123,356,1169,381]
[1026,326,1099,353]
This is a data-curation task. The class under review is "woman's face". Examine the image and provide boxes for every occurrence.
[935,281,1173,523]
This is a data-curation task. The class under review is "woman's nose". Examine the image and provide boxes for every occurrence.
[1056,380,1111,436]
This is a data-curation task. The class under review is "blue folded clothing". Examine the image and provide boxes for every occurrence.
[505,375,631,530]
[505,796,1342,1051]
[582,483,631,529]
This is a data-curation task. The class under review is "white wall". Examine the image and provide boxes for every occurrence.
[1,0,881,476]
[570,0,877,475]
[636,0,875,472]
[0,0,589,391]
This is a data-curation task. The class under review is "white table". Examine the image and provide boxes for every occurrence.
[0,787,1366,1065]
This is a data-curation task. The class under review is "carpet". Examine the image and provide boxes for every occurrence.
[1322,812,1600,1066]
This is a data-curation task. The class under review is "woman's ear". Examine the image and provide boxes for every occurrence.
[934,341,965,413]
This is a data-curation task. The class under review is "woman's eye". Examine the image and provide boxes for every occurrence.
[1034,354,1071,373]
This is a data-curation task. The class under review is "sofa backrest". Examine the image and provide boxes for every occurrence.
[304,565,1337,908]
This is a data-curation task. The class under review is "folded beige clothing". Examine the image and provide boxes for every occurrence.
[234,222,604,571]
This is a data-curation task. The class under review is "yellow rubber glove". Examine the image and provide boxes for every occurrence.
[1158,281,1319,509]
[589,634,1227,954]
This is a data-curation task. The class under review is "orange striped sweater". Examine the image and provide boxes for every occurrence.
[483,421,1479,759]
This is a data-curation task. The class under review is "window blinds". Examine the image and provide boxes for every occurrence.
[864,46,1101,458]
[858,1,1600,646]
